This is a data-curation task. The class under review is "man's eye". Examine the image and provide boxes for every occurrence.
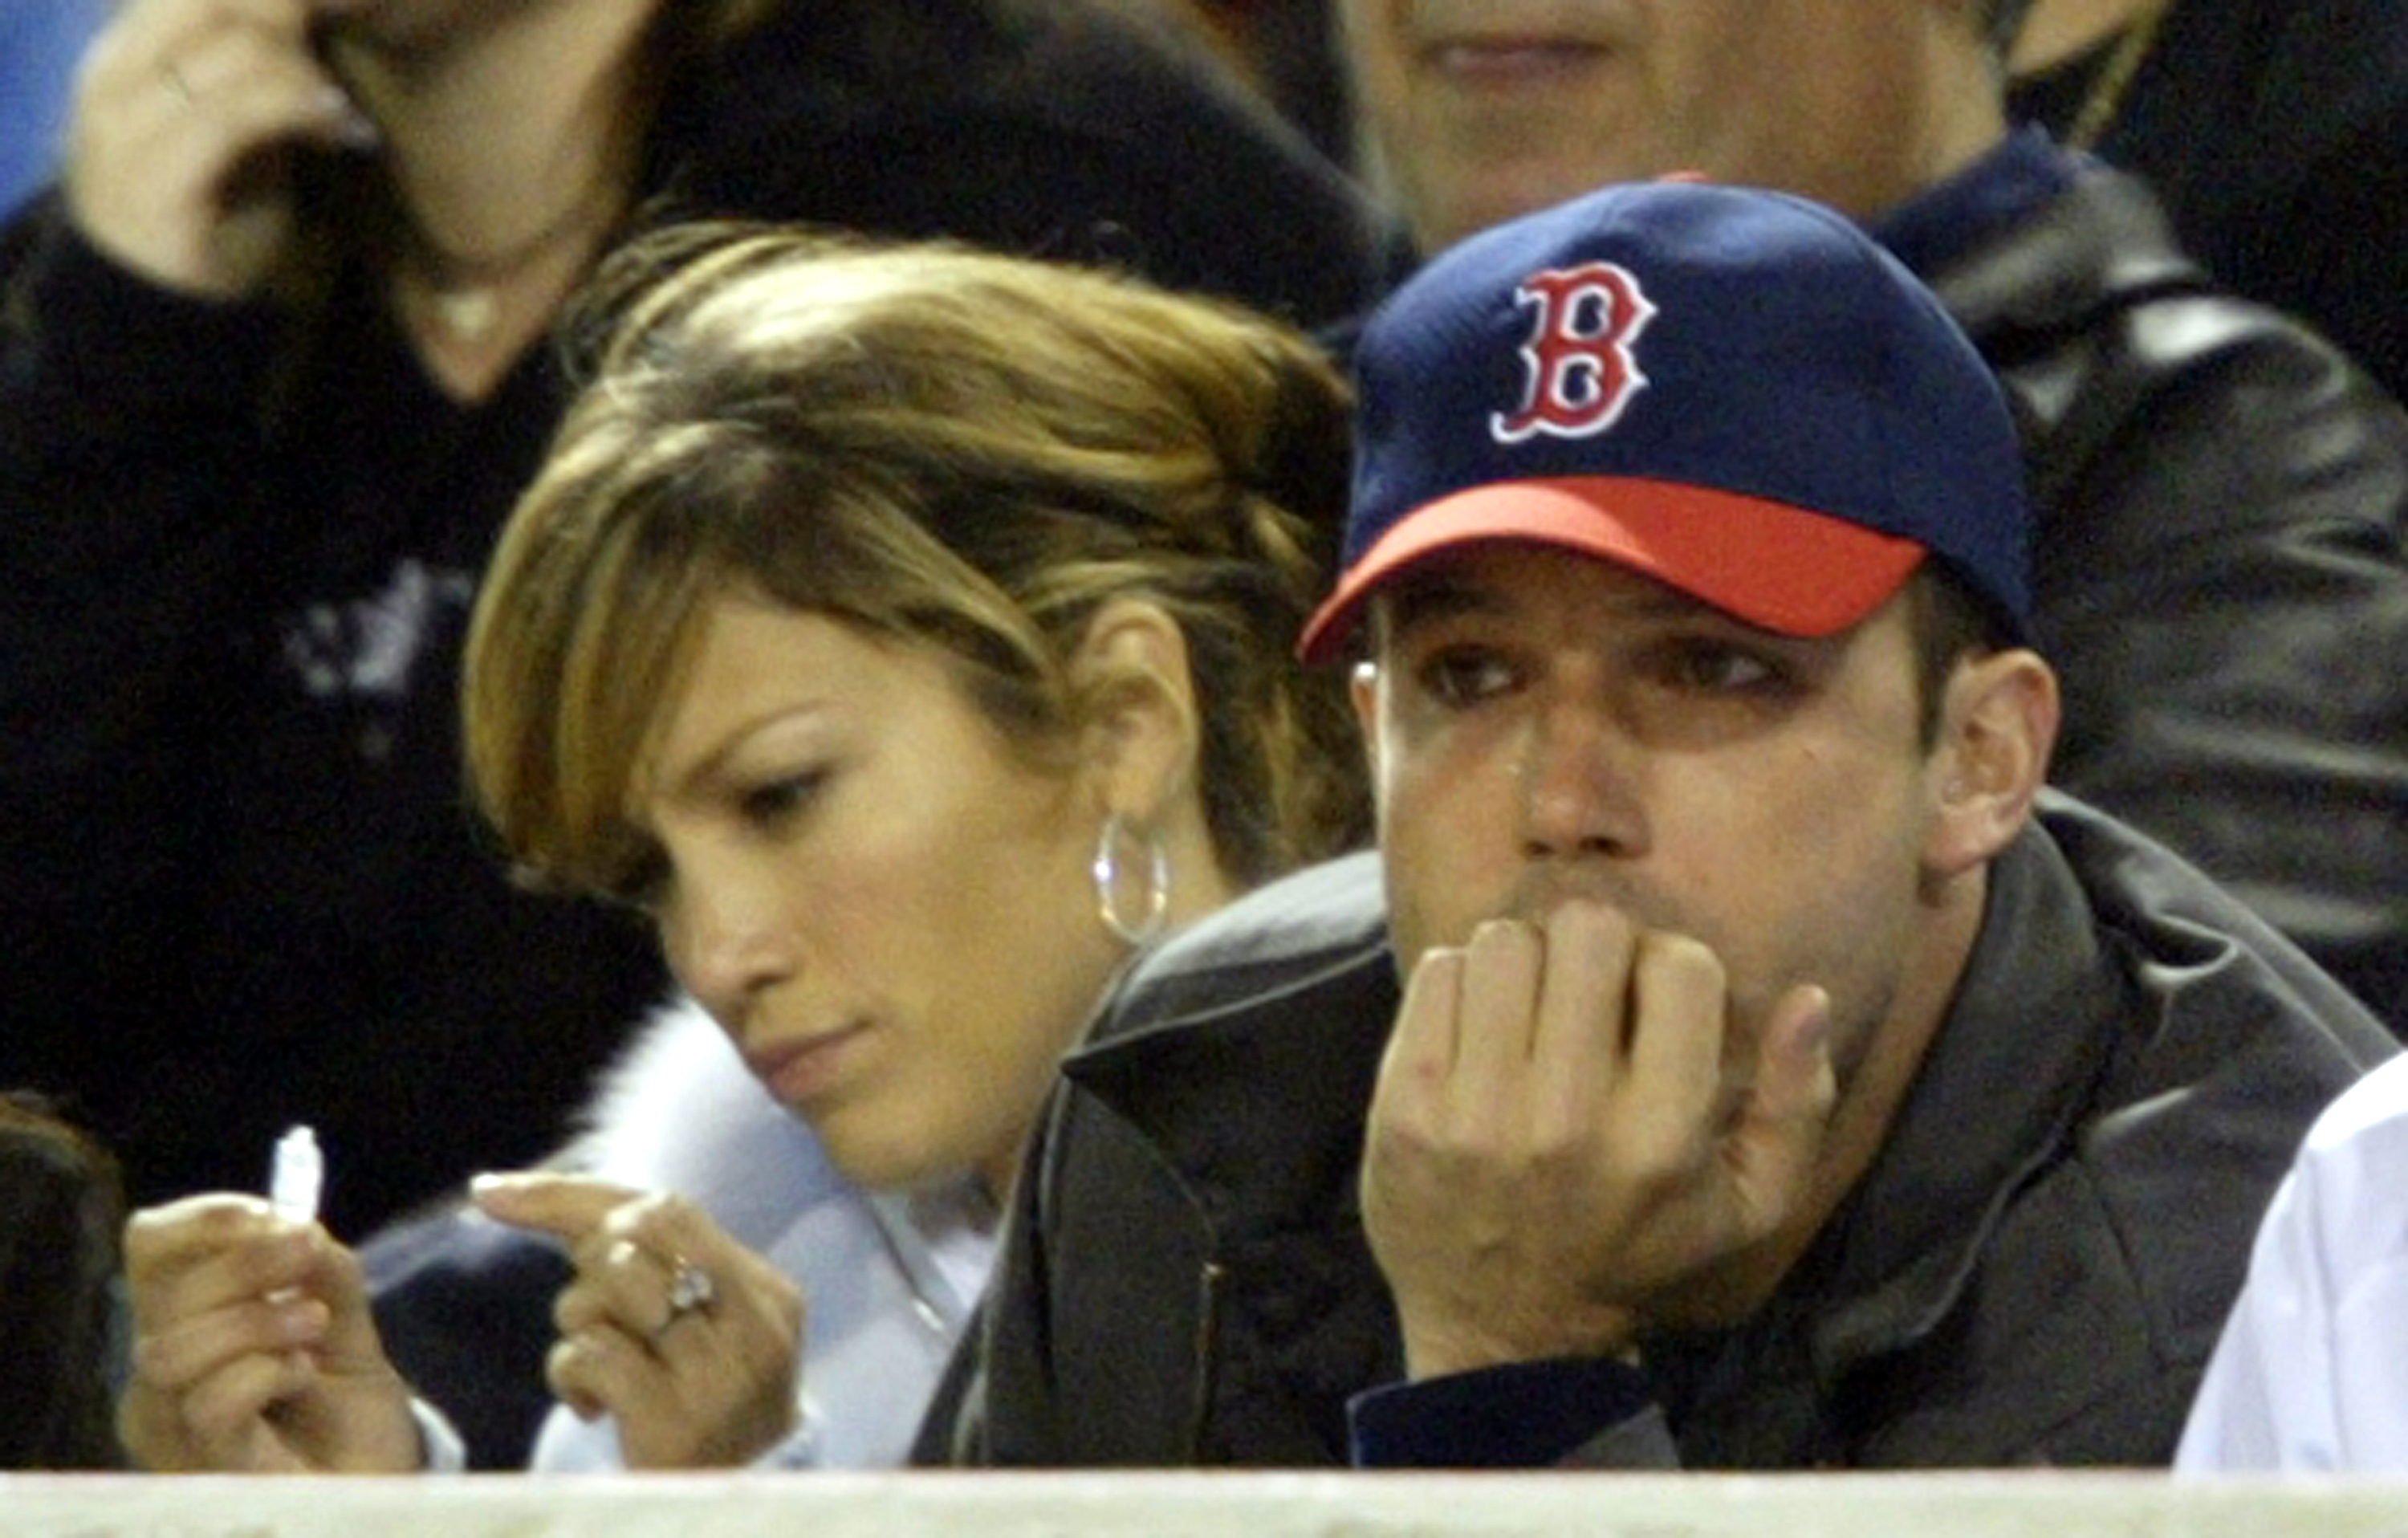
[1418,647,1518,706]
[1663,641,1780,694]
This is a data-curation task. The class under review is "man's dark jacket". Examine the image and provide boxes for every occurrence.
[922,798,2394,1467]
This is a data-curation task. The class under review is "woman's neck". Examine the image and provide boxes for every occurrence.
[323,0,666,400]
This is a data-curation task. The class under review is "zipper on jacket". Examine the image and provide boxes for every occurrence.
[1182,1259,1227,1461]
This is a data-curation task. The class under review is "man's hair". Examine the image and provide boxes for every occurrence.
[466,225,1371,904]
[1906,565,2015,747]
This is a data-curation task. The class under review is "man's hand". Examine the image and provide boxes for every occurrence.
[471,1173,806,1469]
[1361,900,1836,1380]
[117,1194,420,1471]
[64,0,374,299]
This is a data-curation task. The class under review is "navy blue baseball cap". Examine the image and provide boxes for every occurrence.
[1297,181,2032,662]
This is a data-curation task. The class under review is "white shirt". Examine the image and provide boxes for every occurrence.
[2178,1051,2408,1471]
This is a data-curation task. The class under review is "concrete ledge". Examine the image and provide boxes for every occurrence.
[3,1470,2407,1538]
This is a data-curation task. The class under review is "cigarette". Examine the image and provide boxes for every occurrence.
[270,1125,323,1224]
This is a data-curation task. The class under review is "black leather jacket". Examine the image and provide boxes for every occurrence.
[926,802,2394,1467]
[1910,153,2408,1035]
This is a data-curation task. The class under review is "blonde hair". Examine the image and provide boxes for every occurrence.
[466,224,1366,901]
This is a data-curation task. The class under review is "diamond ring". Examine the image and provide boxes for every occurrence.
[664,1255,717,1324]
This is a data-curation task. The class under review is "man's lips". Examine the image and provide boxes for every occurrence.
[1420,36,1612,80]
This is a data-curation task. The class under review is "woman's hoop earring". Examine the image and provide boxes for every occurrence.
[1092,812,1170,946]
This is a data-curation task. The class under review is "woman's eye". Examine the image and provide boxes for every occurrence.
[738,771,826,828]
[1418,646,1518,707]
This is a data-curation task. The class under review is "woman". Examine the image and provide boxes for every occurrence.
[116,226,1368,1472]
[0,0,1379,1239]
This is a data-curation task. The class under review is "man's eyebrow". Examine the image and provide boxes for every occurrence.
[1380,564,1732,635]
[1380,572,1507,634]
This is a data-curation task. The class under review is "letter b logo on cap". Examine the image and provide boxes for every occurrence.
[1491,262,1657,445]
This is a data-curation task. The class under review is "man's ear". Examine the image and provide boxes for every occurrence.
[1068,597,1201,825]
[1924,648,2060,877]
[1348,658,1382,779]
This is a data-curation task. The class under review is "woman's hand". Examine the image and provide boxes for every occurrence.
[117,1194,421,1471]
[63,0,374,298]
[473,1172,808,1469]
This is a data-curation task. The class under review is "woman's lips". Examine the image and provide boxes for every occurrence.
[746,1024,870,1108]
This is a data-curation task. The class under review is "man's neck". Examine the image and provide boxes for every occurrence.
[1682,866,1988,1325]
[1881,22,2015,223]
[2008,0,2167,75]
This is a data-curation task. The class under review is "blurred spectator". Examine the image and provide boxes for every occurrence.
[2008,0,2408,404]
[1149,0,1356,169]
[2178,1051,2408,1470]
[0,1092,125,1469]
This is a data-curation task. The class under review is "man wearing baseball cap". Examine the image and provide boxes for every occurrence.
[922,181,2391,1470]
[1326,0,2408,1041]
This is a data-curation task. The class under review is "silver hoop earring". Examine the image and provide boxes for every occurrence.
[1092,812,1170,946]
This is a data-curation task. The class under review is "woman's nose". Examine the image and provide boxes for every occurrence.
[660,867,796,1025]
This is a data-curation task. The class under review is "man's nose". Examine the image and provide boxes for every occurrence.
[1517,690,1649,862]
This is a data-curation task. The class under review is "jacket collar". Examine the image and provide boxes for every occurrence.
[1876,130,2202,347]
[1064,857,1398,1240]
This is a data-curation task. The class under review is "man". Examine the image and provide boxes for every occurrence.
[923,180,2394,1468]
[1332,0,2408,1036]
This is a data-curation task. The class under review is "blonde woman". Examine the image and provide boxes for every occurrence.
[116,227,1367,1473]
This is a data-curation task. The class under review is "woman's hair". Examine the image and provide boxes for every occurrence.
[466,223,1368,903]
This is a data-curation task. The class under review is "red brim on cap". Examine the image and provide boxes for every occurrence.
[1296,476,1927,663]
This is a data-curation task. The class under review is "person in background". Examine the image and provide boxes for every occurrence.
[0,0,107,214]
[2175,1048,2408,1471]
[924,178,2396,1469]
[2007,0,2408,406]
[115,226,1369,1473]
[1133,0,1357,170]
[1323,0,2408,1036]
[1,1092,126,1469]
[0,0,1381,1240]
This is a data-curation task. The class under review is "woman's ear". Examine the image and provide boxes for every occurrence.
[1067,597,1201,826]
[1923,648,2061,878]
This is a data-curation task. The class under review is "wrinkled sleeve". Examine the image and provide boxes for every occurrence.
[1349,1357,1673,1469]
